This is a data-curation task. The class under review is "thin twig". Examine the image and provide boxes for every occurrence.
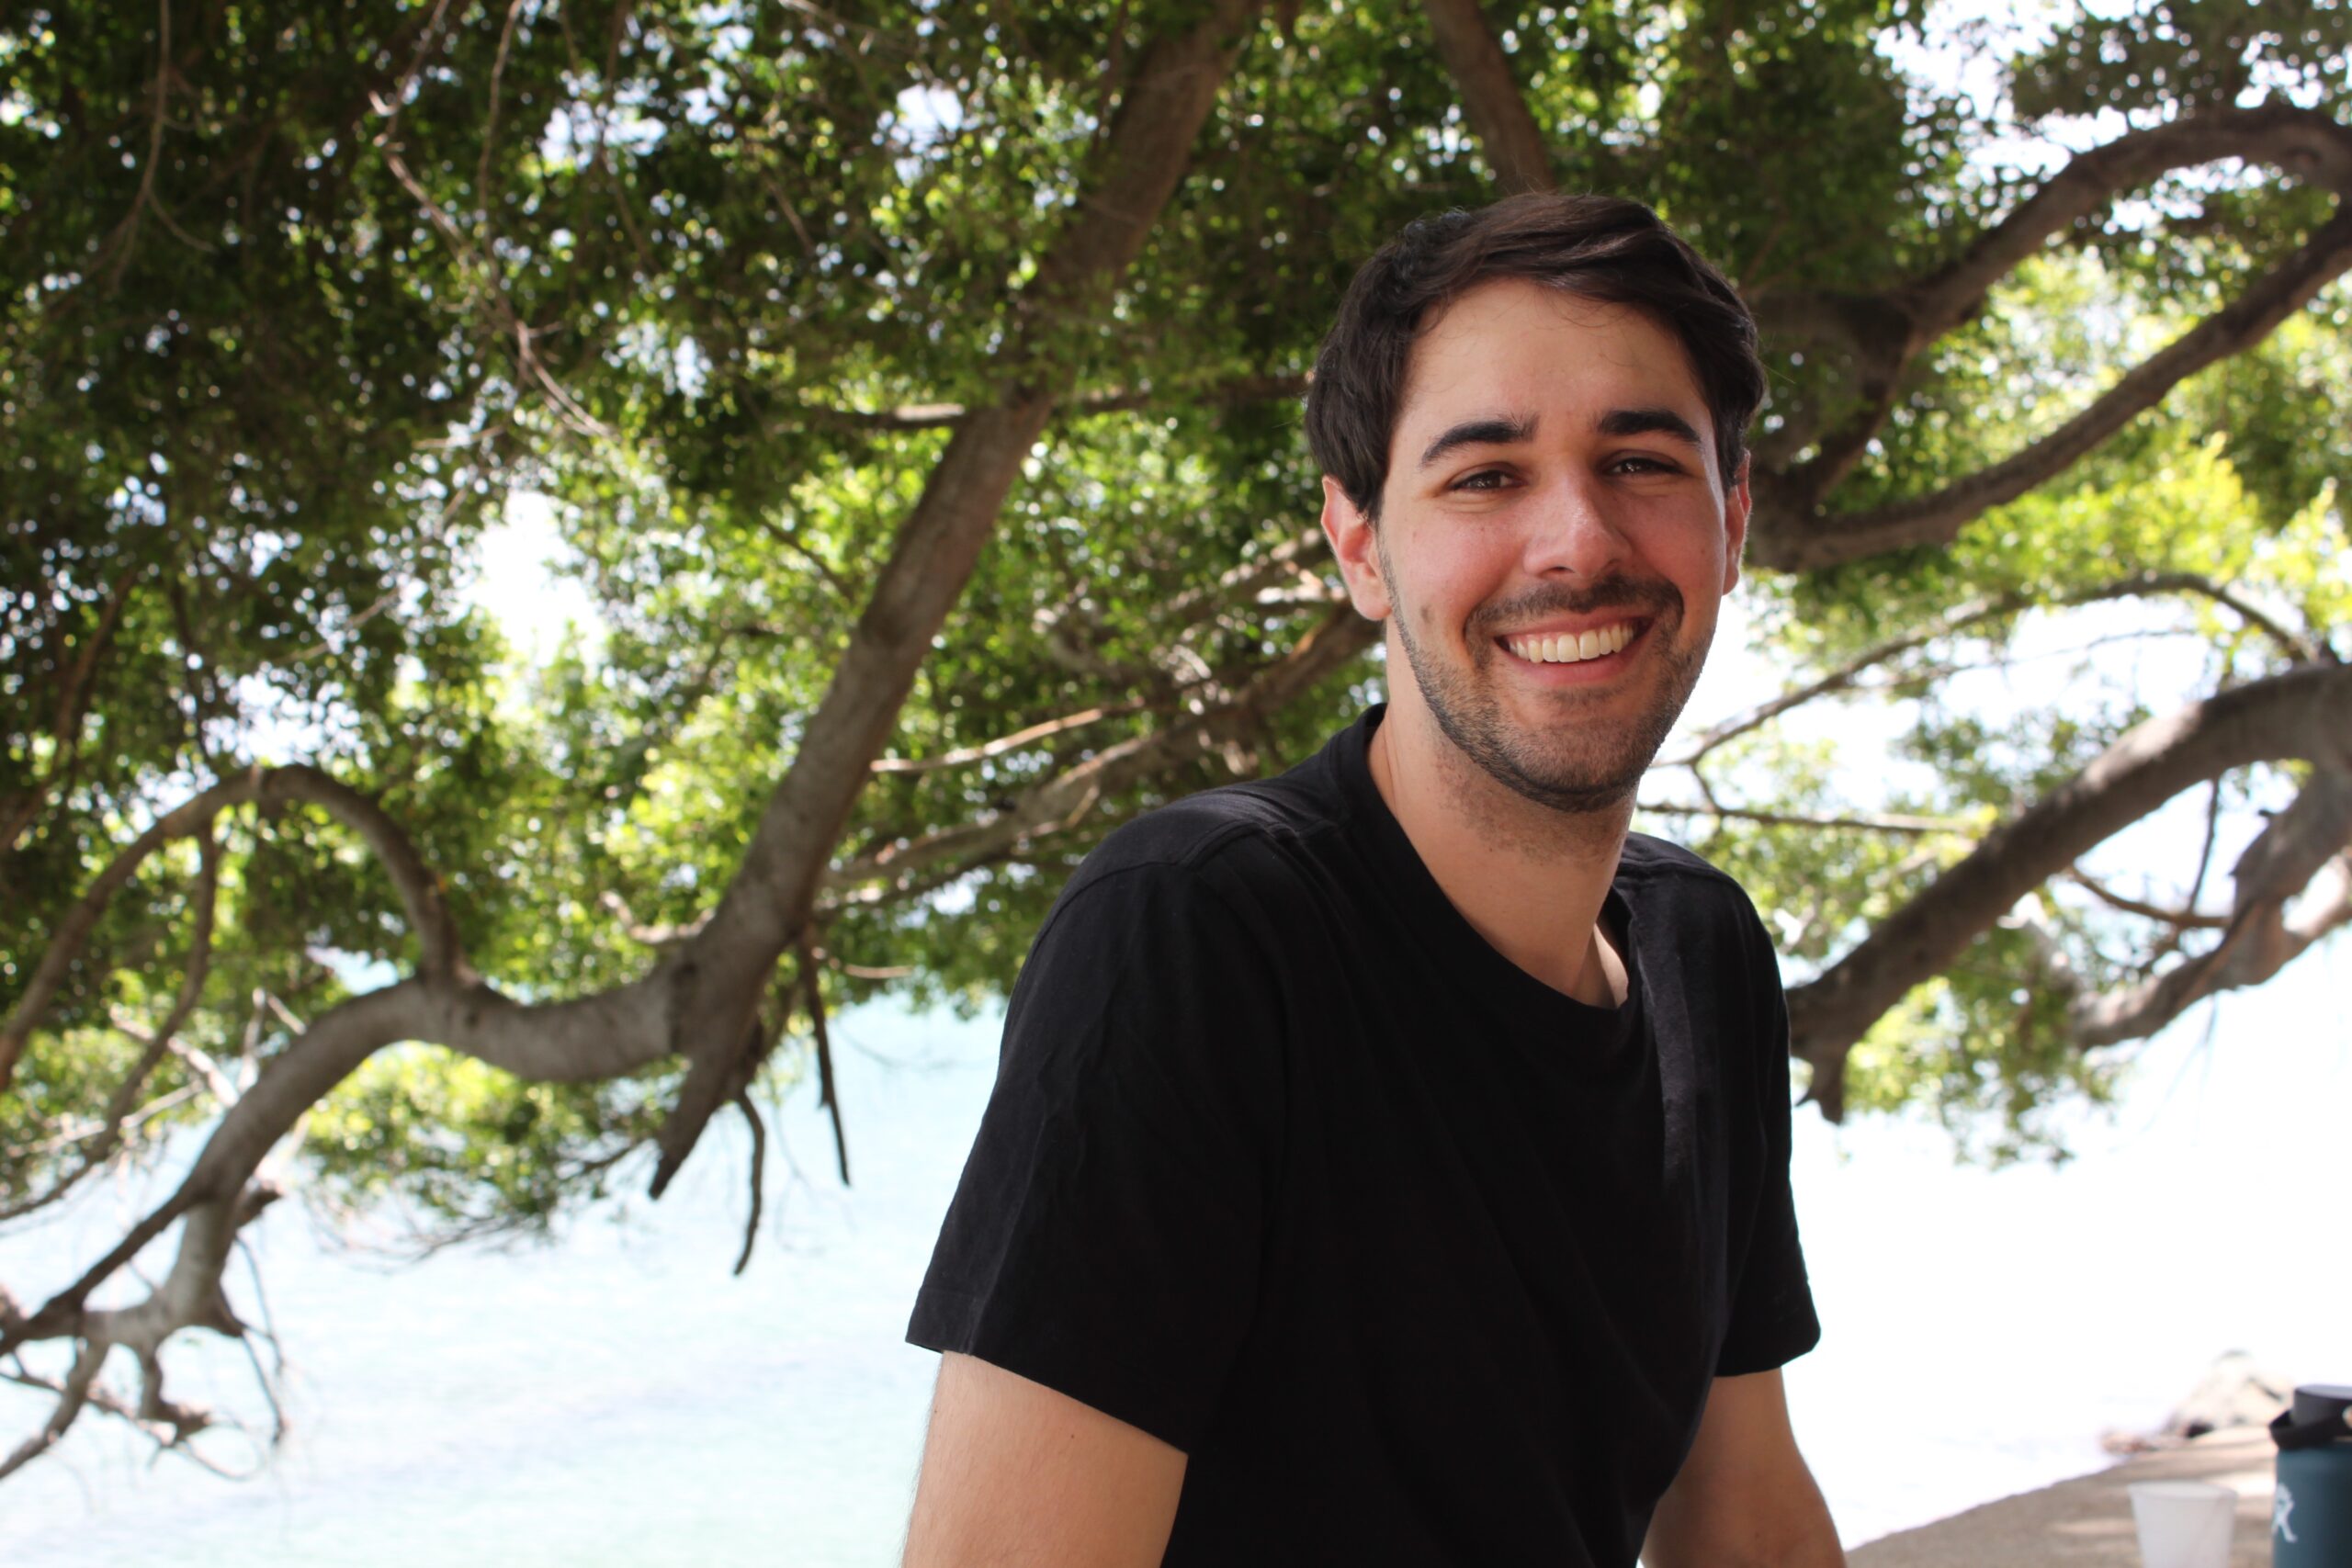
[2146,776,2233,972]
[476,0,531,220]
[370,139,612,440]
[797,934,849,1186]
[285,589,399,664]
[869,700,1151,774]
[2,562,144,854]
[1634,800,1974,835]
[729,1090,765,1277]
[2182,775,2229,918]
[0,1340,105,1483]
[823,953,913,980]
[748,514,859,604]
[94,0,213,290]
[2065,866,2230,930]
[369,0,460,154]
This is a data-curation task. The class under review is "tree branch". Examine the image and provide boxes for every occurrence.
[1666,570,2324,772]
[1634,801,1973,836]
[1,763,468,1093]
[1158,525,1330,633]
[364,0,460,156]
[1,561,143,857]
[1749,104,2352,376]
[1753,208,2352,571]
[1666,601,2025,769]
[797,373,1307,433]
[729,1089,765,1277]
[2069,851,2350,1048]
[230,1236,288,1455]
[1742,104,2352,558]
[2130,574,2335,666]
[1899,104,2352,347]
[2064,866,2230,931]
[2180,775,2230,931]
[1418,0,1555,194]
[474,0,531,224]
[643,0,1268,1197]
[747,513,859,604]
[89,0,212,291]
[0,946,703,1390]
[6,1359,217,1472]
[828,604,1376,896]
[799,932,848,1188]
[2045,773,2352,1050]
[868,698,1155,775]
[0,1341,106,1483]
[375,137,614,441]
[1785,662,2352,1116]
[0,829,221,1224]
[596,889,703,950]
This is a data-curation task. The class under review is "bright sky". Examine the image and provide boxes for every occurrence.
[470,490,605,665]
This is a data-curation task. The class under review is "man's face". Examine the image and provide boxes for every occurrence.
[1321,278,1750,813]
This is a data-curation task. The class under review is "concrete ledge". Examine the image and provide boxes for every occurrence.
[1847,1427,2277,1568]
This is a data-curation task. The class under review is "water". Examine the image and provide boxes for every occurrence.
[3,945,2345,1564]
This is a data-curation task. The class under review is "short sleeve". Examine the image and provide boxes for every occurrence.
[905,860,1284,1451]
[1713,898,1822,1376]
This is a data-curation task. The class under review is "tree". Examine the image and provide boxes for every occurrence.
[4,0,2348,1480]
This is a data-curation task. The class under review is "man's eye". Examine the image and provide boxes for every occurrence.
[1610,454,1679,476]
[1451,469,1508,491]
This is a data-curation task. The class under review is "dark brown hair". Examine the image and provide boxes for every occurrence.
[1303,192,1764,519]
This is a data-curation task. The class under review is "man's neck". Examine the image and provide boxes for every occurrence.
[1367,696,1633,1008]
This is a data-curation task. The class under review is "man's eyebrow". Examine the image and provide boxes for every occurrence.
[1596,407,1704,448]
[1417,414,1537,469]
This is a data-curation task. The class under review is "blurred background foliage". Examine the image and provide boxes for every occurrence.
[6,0,2349,1237]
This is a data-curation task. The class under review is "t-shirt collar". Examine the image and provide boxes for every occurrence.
[1314,705,1642,1037]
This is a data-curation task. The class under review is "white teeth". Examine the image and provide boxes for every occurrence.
[1504,623,1634,664]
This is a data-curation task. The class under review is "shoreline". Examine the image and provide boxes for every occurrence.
[1847,1427,2277,1567]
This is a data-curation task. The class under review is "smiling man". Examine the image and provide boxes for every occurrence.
[902,193,1842,1568]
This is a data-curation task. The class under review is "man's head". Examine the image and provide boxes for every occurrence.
[1307,194,1763,815]
[1305,192,1764,522]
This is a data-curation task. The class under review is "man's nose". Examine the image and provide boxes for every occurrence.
[1521,474,1629,580]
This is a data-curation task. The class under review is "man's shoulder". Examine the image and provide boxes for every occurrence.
[1615,831,1792,1041]
[1061,769,1348,908]
[1615,831,1769,935]
[1615,829,1744,891]
[1012,776,1345,1012]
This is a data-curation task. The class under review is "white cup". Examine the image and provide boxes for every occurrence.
[2127,1479,2236,1568]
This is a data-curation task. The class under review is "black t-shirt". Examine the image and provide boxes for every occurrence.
[908,705,1819,1566]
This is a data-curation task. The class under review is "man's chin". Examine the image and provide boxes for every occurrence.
[1426,721,1654,816]
[1486,755,1648,816]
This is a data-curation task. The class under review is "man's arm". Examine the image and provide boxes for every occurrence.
[900,1351,1187,1568]
[1643,1369,1844,1568]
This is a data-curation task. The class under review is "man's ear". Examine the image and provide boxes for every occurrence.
[1721,454,1751,596]
[1320,476,1391,622]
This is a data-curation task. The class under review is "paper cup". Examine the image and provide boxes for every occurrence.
[2127,1479,2236,1568]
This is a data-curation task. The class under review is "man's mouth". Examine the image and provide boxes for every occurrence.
[1498,619,1640,665]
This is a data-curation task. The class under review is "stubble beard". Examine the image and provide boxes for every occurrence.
[1381,540,1711,817]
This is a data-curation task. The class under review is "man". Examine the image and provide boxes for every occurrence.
[900,192,1844,1567]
